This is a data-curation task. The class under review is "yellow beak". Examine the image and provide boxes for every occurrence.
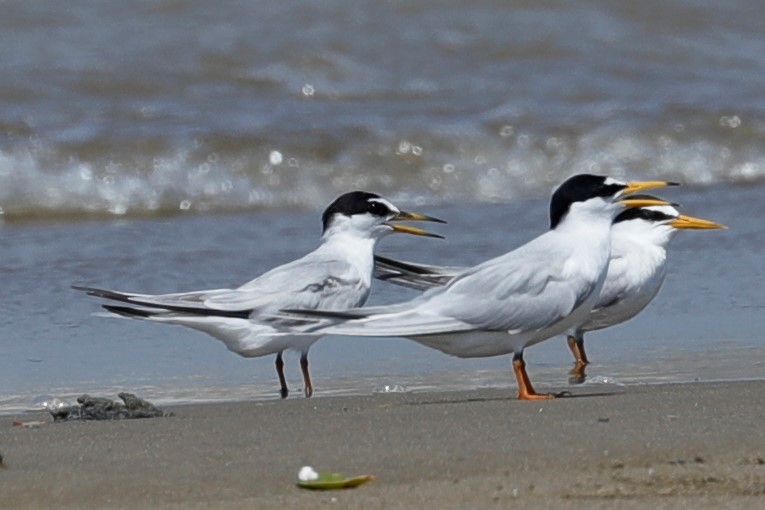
[617,196,675,208]
[670,214,727,230]
[385,211,446,239]
[621,180,680,197]
[391,211,447,224]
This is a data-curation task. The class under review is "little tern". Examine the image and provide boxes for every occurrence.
[74,191,445,399]
[282,175,676,400]
[373,198,726,383]
[564,198,726,382]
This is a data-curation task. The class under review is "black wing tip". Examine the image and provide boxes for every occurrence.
[374,255,436,276]
[102,304,156,319]
[72,284,131,301]
[72,284,101,295]
[280,308,366,321]
[75,285,252,319]
[376,273,402,282]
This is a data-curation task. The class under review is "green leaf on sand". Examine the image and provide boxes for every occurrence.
[297,472,374,490]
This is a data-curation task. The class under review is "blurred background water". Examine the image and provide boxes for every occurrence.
[1,0,763,412]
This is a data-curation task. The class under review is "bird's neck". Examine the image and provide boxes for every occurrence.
[611,229,670,279]
[318,230,377,278]
[554,213,614,286]
[613,223,675,251]
[555,209,614,241]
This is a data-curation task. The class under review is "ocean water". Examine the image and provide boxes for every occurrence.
[1,1,764,412]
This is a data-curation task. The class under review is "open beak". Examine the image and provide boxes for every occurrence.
[670,214,727,230]
[385,211,446,239]
[392,211,447,224]
[619,180,680,198]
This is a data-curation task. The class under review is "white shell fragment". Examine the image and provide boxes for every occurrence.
[298,466,319,482]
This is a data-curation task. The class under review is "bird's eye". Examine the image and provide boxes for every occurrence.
[367,201,390,217]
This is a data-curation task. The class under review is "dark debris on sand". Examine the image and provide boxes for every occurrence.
[50,392,173,421]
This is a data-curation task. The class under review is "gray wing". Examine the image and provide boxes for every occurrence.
[76,254,369,317]
[373,255,464,291]
[211,255,369,313]
[424,268,584,333]
[427,245,594,333]
[309,233,598,338]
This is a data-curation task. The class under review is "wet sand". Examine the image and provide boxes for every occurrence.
[2,380,764,509]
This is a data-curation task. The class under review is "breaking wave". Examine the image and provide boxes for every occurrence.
[2,115,763,222]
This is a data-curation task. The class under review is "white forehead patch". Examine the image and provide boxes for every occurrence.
[604,177,626,186]
[368,197,400,214]
[642,204,679,217]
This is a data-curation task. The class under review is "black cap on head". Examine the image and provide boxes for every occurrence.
[549,174,626,229]
[321,191,395,232]
[613,194,675,225]
[613,207,676,225]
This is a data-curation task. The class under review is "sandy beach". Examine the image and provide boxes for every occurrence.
[1,380,764,509]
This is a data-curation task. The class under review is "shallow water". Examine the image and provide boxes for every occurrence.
[1,183,763,413]
[1,1,765,412]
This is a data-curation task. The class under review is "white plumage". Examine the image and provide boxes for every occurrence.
[74,191,444,398]
[284,175,676,400]
[373,200,725,384]
[565,202,725,381]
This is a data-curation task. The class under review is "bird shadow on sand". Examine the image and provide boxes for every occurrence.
[557,389,626,399]
[405,389,624,406]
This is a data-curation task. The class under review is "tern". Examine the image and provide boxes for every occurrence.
[564,199,726,382]
[74,191,445,399]
[373,198,726,383]
[282,175,676,400]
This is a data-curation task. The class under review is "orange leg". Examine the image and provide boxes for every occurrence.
[567,335,589,384]
[300,352,313,398]
[513,352,557,400]
[567,334,589,366]
[275,352,289,399]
